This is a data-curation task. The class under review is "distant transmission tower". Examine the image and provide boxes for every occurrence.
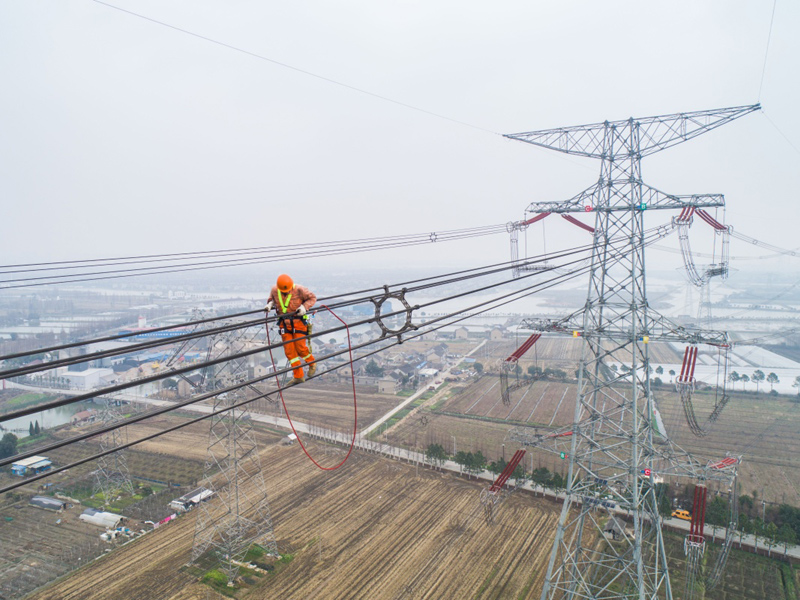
[506,105,758,599]
[191,321,278,583]
[94,397,135,506]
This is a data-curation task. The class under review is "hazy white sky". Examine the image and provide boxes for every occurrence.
[1,1,797,276]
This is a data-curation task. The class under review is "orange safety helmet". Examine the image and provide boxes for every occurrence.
[276,274,294,293]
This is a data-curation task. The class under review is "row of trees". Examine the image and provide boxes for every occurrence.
[502,365,569,381]
[425,451,800,557]
[728,369,781,392]
[739,495,800,551]
[423,444,569,489]
[670,484,799,555]
[605,364,791,394]
[526,366,569,381]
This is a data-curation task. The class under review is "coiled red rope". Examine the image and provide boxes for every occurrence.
[265,303,357,470]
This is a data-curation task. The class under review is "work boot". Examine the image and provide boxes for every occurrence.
[286,376,305,387]
[307,362,317,377]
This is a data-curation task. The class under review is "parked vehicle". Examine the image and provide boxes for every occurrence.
[671,509,691,521]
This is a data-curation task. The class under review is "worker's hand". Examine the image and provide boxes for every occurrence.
[296,305,307,316]
[265,300,274,312]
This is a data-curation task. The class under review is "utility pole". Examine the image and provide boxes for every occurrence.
[506,105,758,600]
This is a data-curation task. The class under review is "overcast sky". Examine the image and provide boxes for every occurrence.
[1,1,797,279]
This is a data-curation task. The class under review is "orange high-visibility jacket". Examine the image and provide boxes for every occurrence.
[269,284,317,315]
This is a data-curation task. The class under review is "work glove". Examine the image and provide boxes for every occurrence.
[265,300,274,312]
[296,305,307,316]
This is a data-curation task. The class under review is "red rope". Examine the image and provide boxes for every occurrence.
[266,303,357,471]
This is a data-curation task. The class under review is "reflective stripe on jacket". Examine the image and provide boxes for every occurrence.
[269,284,316,314]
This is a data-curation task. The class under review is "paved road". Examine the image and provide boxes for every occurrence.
[360,339,486,436]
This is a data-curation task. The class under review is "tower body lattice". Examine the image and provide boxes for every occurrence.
[191,323,277,582]
[94,398,135,506]
[505,105,758,600]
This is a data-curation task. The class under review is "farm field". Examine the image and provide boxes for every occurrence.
[26,443,562,600]
[46,441,206,487]
[473,337,681,374]
[389,408,573,477]
[654,387,800,506]
[0,500,110,600]
[442,376,575,427]
[245,381,398,433]
[393,372,800,506]
[126,416,229,462]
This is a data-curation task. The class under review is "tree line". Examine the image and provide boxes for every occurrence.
[671,483,799,555]
[423,443,568,489]
[728,369,783,393]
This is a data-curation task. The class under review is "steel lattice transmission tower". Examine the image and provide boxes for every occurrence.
[191,321,278,582]
[505,104,758,600]
[94,396,135,507]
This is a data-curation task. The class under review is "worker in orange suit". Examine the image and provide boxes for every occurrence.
[266,274,317,385]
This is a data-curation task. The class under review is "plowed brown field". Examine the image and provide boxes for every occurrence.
[441,376,575,428]
[247,381,398,432]
[28,445,560,600]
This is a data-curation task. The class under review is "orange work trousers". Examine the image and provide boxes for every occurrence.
[281,326,314,379]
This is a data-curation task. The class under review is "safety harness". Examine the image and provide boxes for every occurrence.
[277,289,312,337]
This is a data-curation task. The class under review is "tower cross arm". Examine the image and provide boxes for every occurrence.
[638,185,724,211]
[526,184,601,214]
[508,425,575,454]
[505,104,759,159]
[650,440,740,484]
[637,104,760,157]
[504,124,608,158]
[525,184,724,214]
[519,314,584,335]
[645,312,729,346]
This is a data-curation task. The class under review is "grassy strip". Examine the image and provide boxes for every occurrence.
[780,562,797,600]
[384,408,412,428]
[517,569,539,600]
[474,565,499,599]
[409,396,428,408]
[3,392,54,410]
[17,432,52,448]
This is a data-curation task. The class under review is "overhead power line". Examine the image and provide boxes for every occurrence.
[0,225,506,272]
[0,246,601,419]
[90,0,498,135]
[0,253,595,470]
[0,225,667,491]
[0,240,594,365]
[758,0,778,102]
[760,110,800,157]
[0,224,672,431]
[0,223,508,289]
